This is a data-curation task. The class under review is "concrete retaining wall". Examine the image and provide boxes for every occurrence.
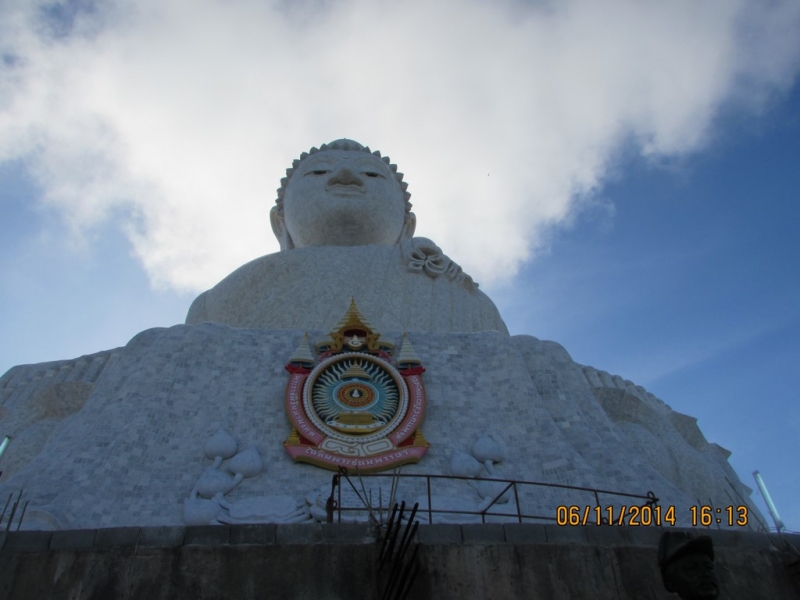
[1,524,798,599]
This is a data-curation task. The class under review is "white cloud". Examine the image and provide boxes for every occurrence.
[1,0,799,291]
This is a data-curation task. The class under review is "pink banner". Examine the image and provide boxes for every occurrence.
[284,372,322,442]
[285,444,427,471]
[389,374,426,445]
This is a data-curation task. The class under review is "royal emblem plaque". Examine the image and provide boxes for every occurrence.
[283,300,428,472]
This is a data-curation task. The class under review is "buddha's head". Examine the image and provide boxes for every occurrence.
[270,139,416,250]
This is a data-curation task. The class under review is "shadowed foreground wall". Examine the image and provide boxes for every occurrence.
[1,524,798,599]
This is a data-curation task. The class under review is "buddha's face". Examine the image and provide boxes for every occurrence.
[273,149,414,249]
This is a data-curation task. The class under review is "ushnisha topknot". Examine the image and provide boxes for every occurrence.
[275,139,412,213]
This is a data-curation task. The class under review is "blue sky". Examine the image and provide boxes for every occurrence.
[493,83,800,531]
[1,0,798,532]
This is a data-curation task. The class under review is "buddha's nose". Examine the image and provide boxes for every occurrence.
[328,166,363,187]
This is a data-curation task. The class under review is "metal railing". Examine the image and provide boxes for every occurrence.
[326,467,658,525]
[1,489,27,531]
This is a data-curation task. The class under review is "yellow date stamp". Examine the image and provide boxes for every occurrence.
[555,505,749,527]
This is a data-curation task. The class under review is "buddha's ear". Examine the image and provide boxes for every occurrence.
[270,206,294,250]
[400,212,416,241]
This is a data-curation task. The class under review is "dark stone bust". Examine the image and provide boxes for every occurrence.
[658,531,719,599]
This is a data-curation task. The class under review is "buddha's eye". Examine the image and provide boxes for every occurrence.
[310,169,329,175]
[364,172,382,178]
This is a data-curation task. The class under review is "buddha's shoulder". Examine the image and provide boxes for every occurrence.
[216,244,404,285]
[209,239,480,292]
[186,240,505,332]
[187,246,399,317]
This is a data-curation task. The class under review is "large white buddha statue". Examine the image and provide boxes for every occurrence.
[185,139,508,334]
[0,139,761,534]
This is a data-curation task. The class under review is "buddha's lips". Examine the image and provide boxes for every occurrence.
[327,184,365,194]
